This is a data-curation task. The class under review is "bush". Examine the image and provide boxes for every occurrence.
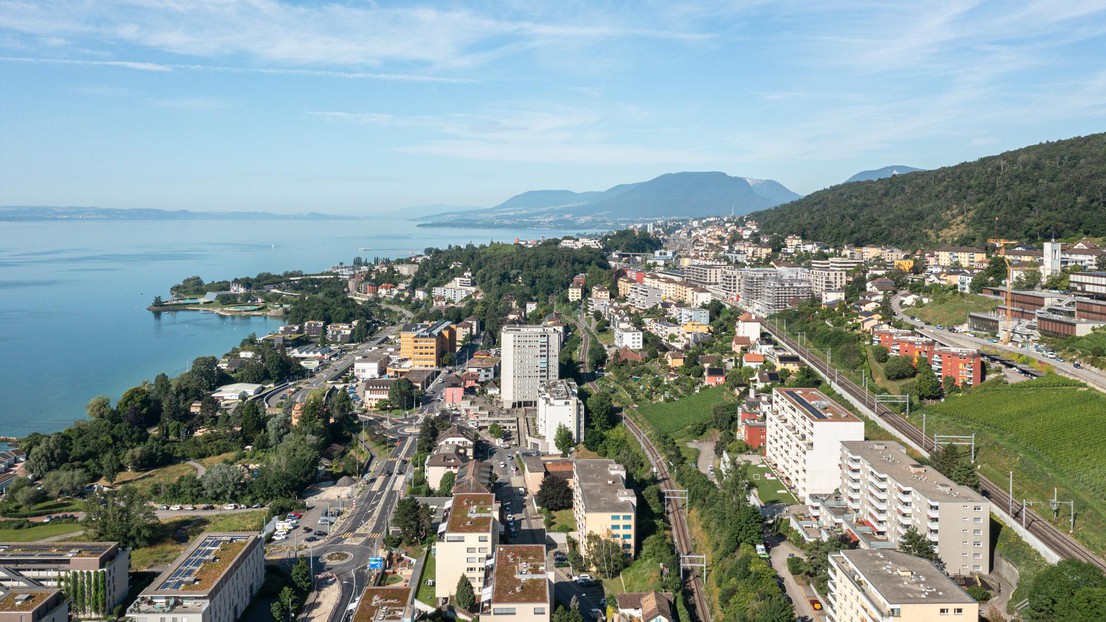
[965,585,992,602]
[871,345,890,363]
[786,556,805,576]
[884,356,918,380]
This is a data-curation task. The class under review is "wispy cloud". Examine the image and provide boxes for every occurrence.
[0,56,170,71]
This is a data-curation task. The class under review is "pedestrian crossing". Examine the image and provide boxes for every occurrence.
[337,531,383,539]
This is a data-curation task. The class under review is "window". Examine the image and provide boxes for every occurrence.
[534,608,546,615]
[479,547,487,553]
[974,506,982,512]
[479,536,489,542]
[446,536,464,542]
[974,541,982,547]
[467,547,476,553]
[492,609,516,615]
[611,515,620,520]
[466,557,476,563]
[623,514,632,520]
[940,608,950,615]
[974,517,982,523]
[954,608,964,615]
[623,534,632,539]
[611,525,620,530]
[973,529,982,536]
[974,553,982,559]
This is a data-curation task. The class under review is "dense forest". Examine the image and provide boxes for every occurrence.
[751,133,1106,247]
[409,240,611,343]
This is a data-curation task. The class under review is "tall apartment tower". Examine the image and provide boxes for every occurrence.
[501,326,562,408]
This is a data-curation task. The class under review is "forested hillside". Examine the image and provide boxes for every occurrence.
[751,133,1106,247]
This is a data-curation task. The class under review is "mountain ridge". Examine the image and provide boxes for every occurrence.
[844,165,923,184]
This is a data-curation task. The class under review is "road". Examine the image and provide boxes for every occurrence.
[892,294,1106,393]
[767,538,823,622]
[564,308,712,622]
[761,319,1106,574]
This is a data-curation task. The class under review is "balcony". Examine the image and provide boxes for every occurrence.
[866,484,887,500]
[927,508,940,519]
[895,491,911,504]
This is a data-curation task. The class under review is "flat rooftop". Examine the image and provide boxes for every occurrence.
[835,549,975,605]
[539,379,578,401]
[446,493,496,533]
[0,542,117,564]
[841,441,984,503]
[575,460,635,514]
[774,388,859,423]
[145,533,256,595]
[0,589,55,612]
[490,545,548,604]
[352,587,409,622]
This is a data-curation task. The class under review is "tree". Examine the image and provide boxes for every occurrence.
[42,469,89,498]
[899,527,941,567]
[454,575,476,609]
[585,532,627,578]
[271,586,298,622]
[389,378,416,411]
[554,423,575,457]
[25,434,70,479]
[291,557,312,594]
[240,400,264,442]
[536,475,573,511]
[201,463,245,501]
[871,345,890,363]
[81,487,158,548]
[914,362,944,400]
[586,392,614,431]
[884,356,918,380]
[438,471,456,496]
[1026,559,1106,622]
[930,444,979,490]
[16,485,47,507]
[393,498,432,544]
[789,366,823,388]
[488,423,504,439]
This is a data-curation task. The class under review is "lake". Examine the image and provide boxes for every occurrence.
[0,218,584,438]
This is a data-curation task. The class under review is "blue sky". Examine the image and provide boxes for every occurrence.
[1,1,1104,215]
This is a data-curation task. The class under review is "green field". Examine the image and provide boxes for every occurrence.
[916,376,1106,554]
[747,463,798,505]
[0,522,84,542]
[416,551,436,606]
[634,386,728,436]
[904,292,999,327]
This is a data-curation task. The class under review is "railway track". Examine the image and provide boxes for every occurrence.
[762,321,1106,573]
[568,312,713,622]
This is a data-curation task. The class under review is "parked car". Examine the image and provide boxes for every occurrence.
[318,517,332,525]
[202,504,215,510]
[809,599,823,611]
[272,532,288,541]
[158,505,169,510]
[169,505,182,511]
[183,505,195,511]
[224,503,237,510]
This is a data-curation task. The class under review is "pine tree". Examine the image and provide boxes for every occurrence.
[454,575,475,609]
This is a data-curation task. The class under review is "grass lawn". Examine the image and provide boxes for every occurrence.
[199,452,239,468]
[0,522,84,542]
[917,376,1106,555]
[866,349,915,395]
[0,499,84,519]
[549,508,575,532]
[993,515,1049,614]
[129,511,268,571]
[635,386,728,437]
[746,463,798,505]
[113,461,199,495]
[416,551,436,606]
[904,292,999,327]
[603,555,663,596]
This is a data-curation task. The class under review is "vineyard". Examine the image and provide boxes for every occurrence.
[917,376,1106,554]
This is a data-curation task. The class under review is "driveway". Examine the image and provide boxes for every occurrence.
[768,538,824,621]
[686,438,717,482]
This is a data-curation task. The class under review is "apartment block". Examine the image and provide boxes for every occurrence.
[827,549,977,622]
[809,267,847,299]
[613,325,643,350]
[686,264,725,286]
[839,441,990,574]
[501,326,562,408]
[126,533,264,622]
[674,307,709,325]
[935,246,987,268]
[0,542,130,618]
[568,284,584,302]
[400,320,456,368]
[0,587,68,622]
[765,388,864,503]
[536,380,584,453]
[436,493,499,600]
[627,283,663,310]
[871,330,982,387]
[573,460,637,557]
[481,545,550,622]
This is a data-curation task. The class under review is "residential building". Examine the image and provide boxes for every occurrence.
[674,307,709,325]
[436,493,499,600]
[568,284,584,302]
[0,587,68,622]
[481,545,550,622]
[838,441,990,574]
[126,533,264,622]
[827,549,977,622]
[735,313,761,342]
[627,284,663,310]
[501,326,562,408]
[614,325,643,351]
[536,380,584,453]
[0,542,130,618]
[591,286,610,301]
[465,355,500,382]
[349,587,409,622]
[426,446,468,490]
[686,264,725,286]
[935,246,987,268]
[614,592,674,622]
[703,367,725,387]
[809,266,847,300]
[400,320,456,368]
[765,388,864,503]
[437,425,476,457]
[353,351,389,381]
[573,460,637,557]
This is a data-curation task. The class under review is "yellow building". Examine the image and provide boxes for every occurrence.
[573,460,637,559]
[935,246,987,267]
[400,320,456,368]
[568,284,583,302]
[893,258,915,272]
[827,549,977,622]
[680,322,711,334]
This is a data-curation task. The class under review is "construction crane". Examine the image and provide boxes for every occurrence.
[988,238,1019,343]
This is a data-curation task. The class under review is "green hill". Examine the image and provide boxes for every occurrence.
[751,133,1106,247]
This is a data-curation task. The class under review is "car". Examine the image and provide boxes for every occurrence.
[304,525,313,531]
[289,511,303,518]
[1074,362,1083,369]
[183,505,196,511]
[158,505,168,510]
[304,536,318,542]
[553,552,568,562]
[202,504,215,510]
[518,487,526,495]
[1056,356,1065,362]
[224,503,237,510]
[169,505,182,511]
[315,530,326,537]
[318,517,332,525]
[809,599,823,611]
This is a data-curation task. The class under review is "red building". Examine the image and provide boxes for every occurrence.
[704,366,726,387]
[739,409,766,449]
[932,348,983,387]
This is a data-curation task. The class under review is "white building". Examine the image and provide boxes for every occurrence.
[614,324,643,350]
[735,313,762,342]
[126,533,264,622]
[536,379,584,453]
[501,326,562,408]
[765,388,864,503]
[481,545,551,622]
[838,441,991,574]
[353,351,389,381]
[627,283,663,310]
[0,542,130,619]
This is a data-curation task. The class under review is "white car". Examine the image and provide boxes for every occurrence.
[224,503,238,510]
[272,532,288,541]
[169,505,182,511]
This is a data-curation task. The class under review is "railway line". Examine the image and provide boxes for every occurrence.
[762,321,1106,573]
[568,310,713,622]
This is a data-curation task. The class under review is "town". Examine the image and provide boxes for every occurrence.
[3,219,1106,622]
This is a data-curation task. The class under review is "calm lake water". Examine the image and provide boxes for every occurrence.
[0,219,582,437]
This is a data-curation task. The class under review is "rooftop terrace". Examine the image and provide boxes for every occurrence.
[489,545,548,605]
[351,587,409,622]
[446,494,496,534]
[775,388,859,423]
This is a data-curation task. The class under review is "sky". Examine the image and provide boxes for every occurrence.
[1,1,1104,215]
